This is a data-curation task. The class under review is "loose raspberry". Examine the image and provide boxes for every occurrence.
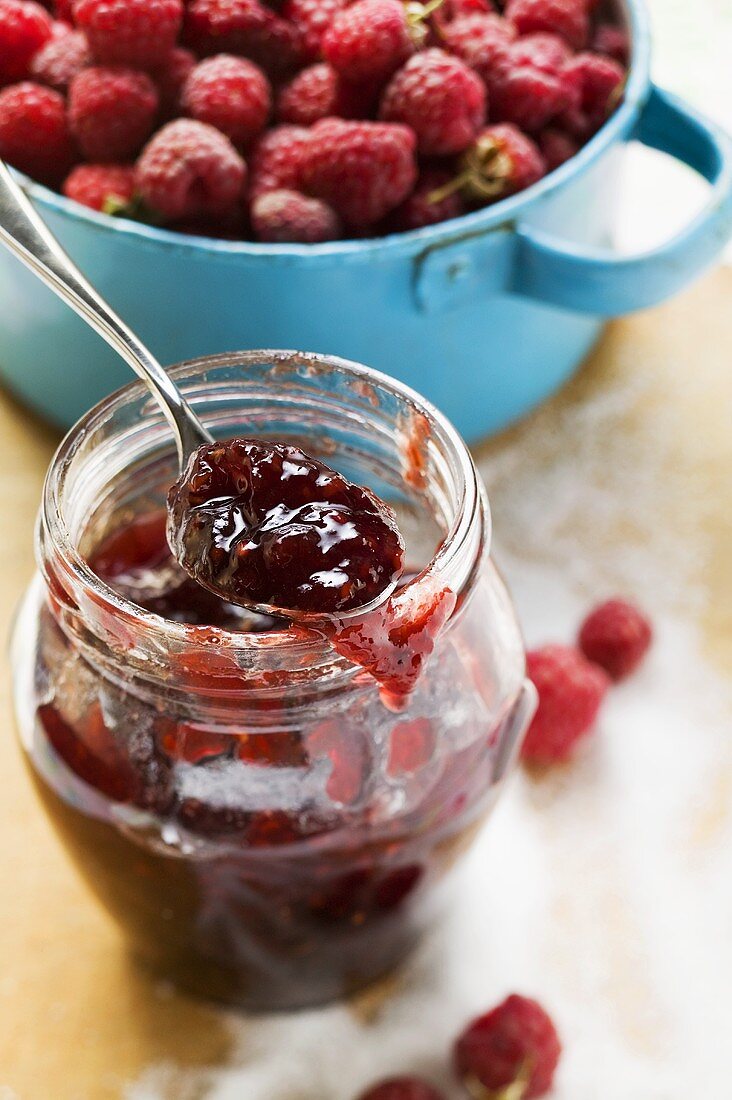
[62,162,136,211]
[184,0,303,76]
[0,80,75,183]
[591,22,630,66]
[380,48,485,156]
[505,0,589,50]
[357,1079,445,1100]
[538,124,578,169]
[436,121,544,206]
[454,994,562,1099]
[182,54,271,148]
[521,643,609,764]
[251,188,340,241]
[563,50,624,132]
[322,0,414,85]
[440,14,516,83]
[154,46,196,118]
[386,166,465,231]
[0,0,53,84]
[281,0,346,62]
[300,117,416,226]
[69,65,158,161]
[276,62,374,125]
[510,30,572,70]
[29,27,90,90]
[249,122,309,197]
[73,0,183,70]
[578,598,652,680]
[136,118,247,222]
[487,44,575,131]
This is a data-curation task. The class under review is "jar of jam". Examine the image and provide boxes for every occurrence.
[12,351,534,1011]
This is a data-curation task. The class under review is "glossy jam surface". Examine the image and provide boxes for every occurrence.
[22,508,518,1010]
[167,439,405,614]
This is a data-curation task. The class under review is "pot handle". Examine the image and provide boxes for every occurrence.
[515,85,732,315]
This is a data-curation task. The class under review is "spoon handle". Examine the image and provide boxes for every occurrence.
[0,160,211,463]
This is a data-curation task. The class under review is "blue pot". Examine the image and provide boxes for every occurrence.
[1,0,731,440]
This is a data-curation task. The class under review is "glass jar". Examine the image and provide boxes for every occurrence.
[12,351,534,1012]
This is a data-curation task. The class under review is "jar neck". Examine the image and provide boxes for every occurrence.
[38,352,489,707]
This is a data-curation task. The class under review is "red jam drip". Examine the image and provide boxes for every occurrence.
[167,439,405,614]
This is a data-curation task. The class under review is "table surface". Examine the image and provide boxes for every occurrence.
[1,269,731,1099]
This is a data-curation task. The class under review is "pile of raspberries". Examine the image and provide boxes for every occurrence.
[0,0,628,242]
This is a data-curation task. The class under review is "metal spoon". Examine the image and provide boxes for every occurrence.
[0,159,212,465]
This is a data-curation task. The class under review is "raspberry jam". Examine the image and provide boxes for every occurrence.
[13,352,529,1010]
[167,438,405,614]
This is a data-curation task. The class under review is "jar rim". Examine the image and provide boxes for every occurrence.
[42,350,488,657]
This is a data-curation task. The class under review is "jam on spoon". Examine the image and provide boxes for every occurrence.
[167,438,405,616]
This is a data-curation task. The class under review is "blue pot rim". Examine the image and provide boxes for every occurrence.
[22,0,651,264]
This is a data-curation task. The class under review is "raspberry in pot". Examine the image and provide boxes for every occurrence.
[538,125,579,169]
[434,122,545,205]
[0,0,53,84]
[357,1079,445,1100]
[282,0,347,63]
[386,167,465,231]
[379,48,486,156]
[592,22,630,66]
[0,82,76,185]
[322,0,415,85]
[154,47,196,119]
[440,13,516,83]
[505,0,589,51]
[73,0,183,71]
[249,123,309,198]
[182,54,271,149]
[300,117,417,227]
[578,598,653,680]
[135,118,247,222]
[68,65,158,161]
[29,27,90,91]
[63,163,136,212]
[521,643,609,765]
[184,0,304,76]
[487,47,575,132]
[454,994,562,1099]
[276,62,374,126]
[251,188,341,242]
[563,50,625,132]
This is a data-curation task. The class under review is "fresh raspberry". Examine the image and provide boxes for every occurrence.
[439,14,516,83]
[521,643,609,764]
[357,1079,445,1100]
[562,50,624,132]
[433,0,494,25]
[487,44,576,131]
[29,27,89,90]
[0,0,53,84]
[510,30,572,70]
[182,55,271,148]
[505,0,589,50]
[578,598,653,680]
[281,0,346,62]
[591,22,630,66]
[62,162,136,211]
[249,122,309,197]
[300,117,416,226]
[0,80,75,184]
[437,121,544,207]
[135,118,247,222]
[276,62,374,125]
[380,48,485,156]
[454,994,562,1099]
[184,0,303,76]
[73,0,183,70]
[386,166,465,231]
[323,0,414,85]
[69,65,158,160]
[251,187,341,241]
[154,46,196,118]
[538,124,578,169]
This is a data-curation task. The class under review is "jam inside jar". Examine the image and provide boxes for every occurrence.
[12,351,530,1011]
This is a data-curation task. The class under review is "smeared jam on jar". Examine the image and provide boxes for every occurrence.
[167,439,405,615]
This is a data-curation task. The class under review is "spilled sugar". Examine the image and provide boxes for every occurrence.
[127,333,732,1100]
